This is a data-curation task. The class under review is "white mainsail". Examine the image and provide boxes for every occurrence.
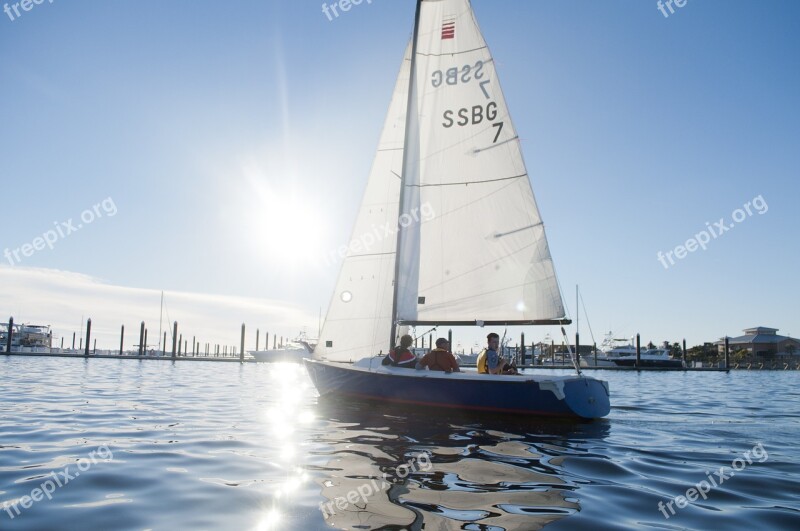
[316,0,566,363]
[396,0,566,325]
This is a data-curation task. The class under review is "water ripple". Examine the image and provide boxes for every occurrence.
[1,357,799,530]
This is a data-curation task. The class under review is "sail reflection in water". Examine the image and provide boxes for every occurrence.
[310,399,610,529]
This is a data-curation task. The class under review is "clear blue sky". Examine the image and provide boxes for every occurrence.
[1,0,798,349]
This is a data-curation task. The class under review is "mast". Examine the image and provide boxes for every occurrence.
[389,0,423,349]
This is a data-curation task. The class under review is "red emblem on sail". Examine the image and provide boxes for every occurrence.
[442,20,455,40]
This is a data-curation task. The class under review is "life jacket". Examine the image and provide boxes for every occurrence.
[387,347,415,367]
[477,348,489,374]
[426,348,455,372]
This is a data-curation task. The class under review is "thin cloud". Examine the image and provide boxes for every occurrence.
[0,266,316,351]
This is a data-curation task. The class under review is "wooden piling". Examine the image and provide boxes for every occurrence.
[5,317,12,354]
[240,323,245,362]
[635,333,641,368]
[84,319,92,357]
[520,332,526,365]
[120,325,125,355]
[171,322,178,359]
[255,329,260,351]
[139,322,145,356]
[724,336,730,369]
[178,334,183,356]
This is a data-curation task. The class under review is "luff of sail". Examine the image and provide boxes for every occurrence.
[313,42,412,363]
[394,0,566,325]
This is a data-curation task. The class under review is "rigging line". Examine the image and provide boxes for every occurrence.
[346,251,396,259]
[560,326,583,376]
[413,326,438,342]
[416,46,490,57]
[164,297,174,343]
[405,173,526,188]
[579,291,597,347]
[557,279,573,327]
[420,176,525,220]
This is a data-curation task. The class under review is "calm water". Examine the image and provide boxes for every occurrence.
[1,357,799,530]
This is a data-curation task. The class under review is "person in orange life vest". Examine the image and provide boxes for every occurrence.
[416,338,461,373]
[382,334,417,368]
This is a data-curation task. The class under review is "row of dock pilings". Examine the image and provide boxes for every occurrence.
[3,316,291,360]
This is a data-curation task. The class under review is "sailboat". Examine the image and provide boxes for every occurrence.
[304,0,610,419]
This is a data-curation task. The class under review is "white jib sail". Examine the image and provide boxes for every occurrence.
[314,43,412,363]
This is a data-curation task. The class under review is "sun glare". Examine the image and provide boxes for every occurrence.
[241,163,326,271]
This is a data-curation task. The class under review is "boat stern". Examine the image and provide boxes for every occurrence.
[562,377,610,419]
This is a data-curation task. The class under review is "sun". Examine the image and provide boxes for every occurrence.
[240,163,327,271]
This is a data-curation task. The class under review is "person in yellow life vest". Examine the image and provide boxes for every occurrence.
[477,333,518,375]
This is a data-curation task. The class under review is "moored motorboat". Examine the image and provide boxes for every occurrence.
[580,336,685,368]
[251,332,315,363]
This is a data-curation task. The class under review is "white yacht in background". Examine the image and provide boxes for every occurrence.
[0,323,53,353]
[581,334,684,368]
[250,332,316,363]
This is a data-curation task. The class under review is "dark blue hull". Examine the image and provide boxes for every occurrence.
[303,359,610,419]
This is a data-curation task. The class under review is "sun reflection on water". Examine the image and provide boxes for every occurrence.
[252,363,316,530]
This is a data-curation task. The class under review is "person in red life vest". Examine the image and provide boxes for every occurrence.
[416,338,461,373]
[382,334,417,368]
